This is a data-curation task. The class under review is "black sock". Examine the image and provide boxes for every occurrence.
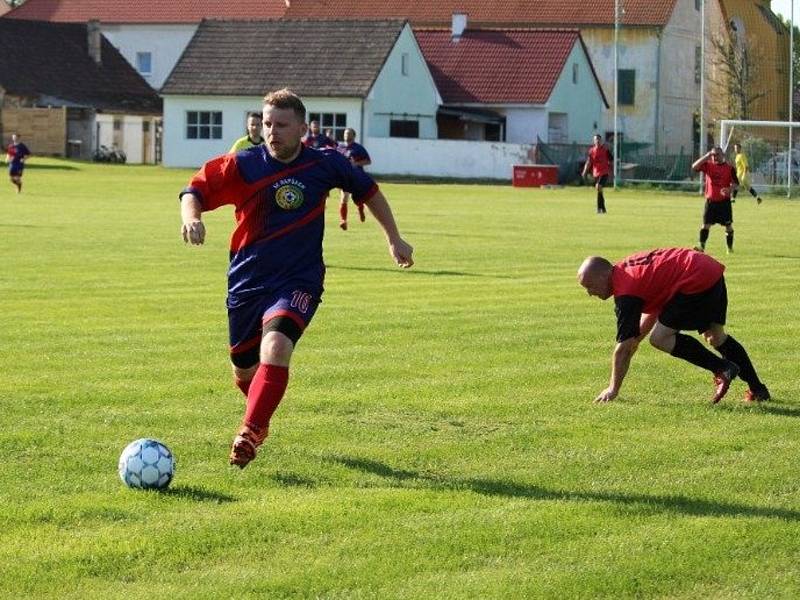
[726,230,734,251]
[597,191,605,211]
[732,188,739,199]
[716,335,762,389]
[699,228,709,248]
[670,333,727,373]
[749,187,758,198]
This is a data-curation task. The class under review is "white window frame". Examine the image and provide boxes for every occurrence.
[186,111,223,140]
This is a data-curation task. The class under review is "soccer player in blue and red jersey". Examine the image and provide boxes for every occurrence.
[302,120,337,150]
[179,89,414,468]
[578,247,769,404]
[6,133,31,193]
[582,134,613,214]
[337,128,371,230]
[692,146,739,253]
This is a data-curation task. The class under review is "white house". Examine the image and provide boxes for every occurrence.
[160,19,441,168]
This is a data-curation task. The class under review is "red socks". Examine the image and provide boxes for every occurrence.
[243,364,289,433]
[339,202,348,222]
[235,377,251,397]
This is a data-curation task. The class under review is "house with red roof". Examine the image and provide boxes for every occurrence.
[416,28,607,145]
[3,0,289,90]
[283,0,732,156]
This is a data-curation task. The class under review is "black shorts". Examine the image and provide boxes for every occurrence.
[659,277,727,333]
[595,174,609,187]
[703,200,733,226]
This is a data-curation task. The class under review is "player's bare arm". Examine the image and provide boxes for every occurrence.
[692,150,713,170]
[595,337,639,403]
[180,193,206,245]
[363,191,414,268]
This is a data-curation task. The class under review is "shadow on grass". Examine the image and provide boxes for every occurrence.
[161,485,236,503]
[326,264,514,279]
[330,455,800,521]
[24,163,79,171]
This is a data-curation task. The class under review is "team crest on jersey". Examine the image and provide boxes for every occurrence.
[274,178,306,210]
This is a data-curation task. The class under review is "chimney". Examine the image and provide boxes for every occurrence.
[452,12,467,42]
[87,19,101,65]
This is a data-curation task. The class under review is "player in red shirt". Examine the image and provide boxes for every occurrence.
[692,147,739,253]
[581,134,613,214]
[578,247,769,404]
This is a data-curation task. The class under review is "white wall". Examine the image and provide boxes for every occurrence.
[94,114,157,163]
[501,107,548,144]
[101,23,198,90]
[163,95,362,168]
[122,116,143,163]
[364,24,440,139]
[365,136,533,179]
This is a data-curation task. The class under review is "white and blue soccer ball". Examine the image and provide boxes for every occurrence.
[118,438,175,490]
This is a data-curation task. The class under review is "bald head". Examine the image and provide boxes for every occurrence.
[578,256,613,300]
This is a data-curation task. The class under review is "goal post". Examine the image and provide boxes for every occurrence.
[719,119,800,197]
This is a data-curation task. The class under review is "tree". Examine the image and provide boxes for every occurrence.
[709,28,767,120]
[3,0,27,7]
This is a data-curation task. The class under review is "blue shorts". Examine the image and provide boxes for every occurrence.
[227,284,322,368]
[9,164,23,176]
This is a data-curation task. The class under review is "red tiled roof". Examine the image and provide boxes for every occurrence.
[285,0,679,27]
[4,0,288,23]
[418,29,592,105]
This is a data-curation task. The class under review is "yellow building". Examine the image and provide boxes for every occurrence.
[717,0,791,121]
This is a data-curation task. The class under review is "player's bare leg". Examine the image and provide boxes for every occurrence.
[339,192,349,230]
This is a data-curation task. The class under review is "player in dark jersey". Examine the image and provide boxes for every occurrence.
[581,134,613,214]
[337,128,371,230]
[179,88,414,468]
[302,120,337,149]
[692,147,739,253]
[6,133,31,193]
[578,247,769,404]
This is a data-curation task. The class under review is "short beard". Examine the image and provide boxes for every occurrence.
[270,141,301,162]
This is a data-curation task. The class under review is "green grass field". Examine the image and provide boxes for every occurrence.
[1,158,799,599]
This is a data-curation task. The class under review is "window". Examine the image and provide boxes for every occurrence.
[695,0,701,10]
[136,51,152,76]
[572,63,579,84]
[308,112,347,140]
[618,69,635,106]
[186,111,222,140]
[401,52,409,76]
[548,113,568,143]
[695,46,702,84]
[390,119,419,138]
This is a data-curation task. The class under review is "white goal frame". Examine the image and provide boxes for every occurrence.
[719,119,800,197]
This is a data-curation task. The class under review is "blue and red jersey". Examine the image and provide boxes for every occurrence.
[181,145,378,302]
[6,142,31,168]
[338,142,370,168]
[303,133,337,150]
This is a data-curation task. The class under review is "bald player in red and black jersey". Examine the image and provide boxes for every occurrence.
[582,134,613,214]
[578,247,769,404]
[692,146,739,253]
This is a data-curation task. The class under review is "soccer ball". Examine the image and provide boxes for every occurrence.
[118,438,175,490]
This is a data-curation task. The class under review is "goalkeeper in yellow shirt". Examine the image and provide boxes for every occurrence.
[732,143,763,205]
[229,113,265,152]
